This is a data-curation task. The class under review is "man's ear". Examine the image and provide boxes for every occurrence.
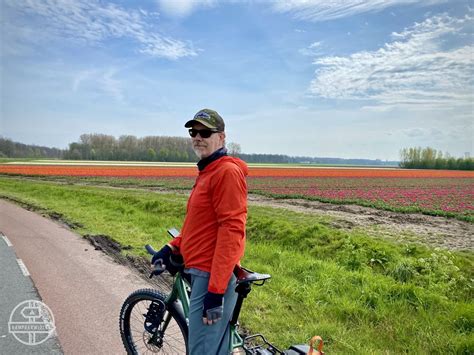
[219,132,226,142]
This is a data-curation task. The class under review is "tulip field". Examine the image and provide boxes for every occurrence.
[249,176,473,217]
[0,162,473,220]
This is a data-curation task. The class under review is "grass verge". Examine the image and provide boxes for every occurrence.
[0,176,472,353]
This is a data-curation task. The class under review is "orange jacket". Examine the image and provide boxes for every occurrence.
[170,156,248,294]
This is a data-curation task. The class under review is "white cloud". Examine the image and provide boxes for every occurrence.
[272,0,448,22]
[157,0,216,18]
[299,41,324,56]
[309,41,322,48]
[3,0,197,59]
[309,13,474,108]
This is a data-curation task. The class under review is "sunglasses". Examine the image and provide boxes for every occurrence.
[188,128,219,138]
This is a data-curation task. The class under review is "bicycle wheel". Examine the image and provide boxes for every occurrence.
[120,288,188,354]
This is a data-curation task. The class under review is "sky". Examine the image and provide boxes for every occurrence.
[1,0,473,160]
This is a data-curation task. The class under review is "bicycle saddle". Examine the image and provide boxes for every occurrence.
[234,265,271,285]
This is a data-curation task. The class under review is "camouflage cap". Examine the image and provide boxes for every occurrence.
[185,109,225,132]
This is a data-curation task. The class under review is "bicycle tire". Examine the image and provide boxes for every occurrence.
[119,288,188,354]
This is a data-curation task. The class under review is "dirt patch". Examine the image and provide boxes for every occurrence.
[48,211,84,229]
[84,234,132,254]
[248,195,474,251]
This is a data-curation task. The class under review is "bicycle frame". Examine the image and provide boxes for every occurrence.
[164,271,245,353]
[166,272,190,317]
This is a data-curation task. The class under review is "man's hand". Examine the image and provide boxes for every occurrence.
[202,292,224,325]
[151,245,172,272]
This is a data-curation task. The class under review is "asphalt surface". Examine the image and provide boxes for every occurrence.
[0,200,152,354]
[0,232,62,354]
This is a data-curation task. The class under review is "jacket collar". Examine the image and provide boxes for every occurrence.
[197,147,228,171]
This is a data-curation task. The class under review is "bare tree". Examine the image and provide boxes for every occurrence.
[227,142,242,157]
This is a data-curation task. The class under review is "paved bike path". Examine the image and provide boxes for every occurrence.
[0,200,152,354]
[0,234,62,354]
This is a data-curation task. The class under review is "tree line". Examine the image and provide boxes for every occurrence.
[64,134,198,162]
[0,137,63,159]
[239,153,397,166]
[399,147,473,170]
[0,134,399,166]
[2,135,472,170]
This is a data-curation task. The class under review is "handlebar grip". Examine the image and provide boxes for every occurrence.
[145,244,157,255]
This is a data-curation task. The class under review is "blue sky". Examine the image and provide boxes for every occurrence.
[1,0,472,160]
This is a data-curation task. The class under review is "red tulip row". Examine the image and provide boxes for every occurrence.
[0,164,473,178]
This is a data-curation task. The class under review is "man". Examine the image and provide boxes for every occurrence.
[152,109,248,354]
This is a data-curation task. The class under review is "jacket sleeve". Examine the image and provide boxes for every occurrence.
[208,164,247,294]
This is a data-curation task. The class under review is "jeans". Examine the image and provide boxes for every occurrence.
[187,269,238,355]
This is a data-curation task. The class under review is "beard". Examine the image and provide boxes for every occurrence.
[193,145,206,159]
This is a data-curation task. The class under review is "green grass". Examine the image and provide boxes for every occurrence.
[0,176,472,353]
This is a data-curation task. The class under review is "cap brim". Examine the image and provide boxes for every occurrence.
[184,119,217,129]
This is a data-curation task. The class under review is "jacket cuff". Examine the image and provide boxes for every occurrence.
[168,237,181,253]
[208,284,226,294]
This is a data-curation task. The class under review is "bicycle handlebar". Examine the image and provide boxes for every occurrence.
[145,229,182,278]
[145,244,157,256]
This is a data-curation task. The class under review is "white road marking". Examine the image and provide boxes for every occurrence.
[2,234,13,247]
[17,259,31,277]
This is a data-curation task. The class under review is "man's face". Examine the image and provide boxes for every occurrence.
[191,122,225,159]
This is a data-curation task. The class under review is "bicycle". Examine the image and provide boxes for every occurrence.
[119,228,322,354]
